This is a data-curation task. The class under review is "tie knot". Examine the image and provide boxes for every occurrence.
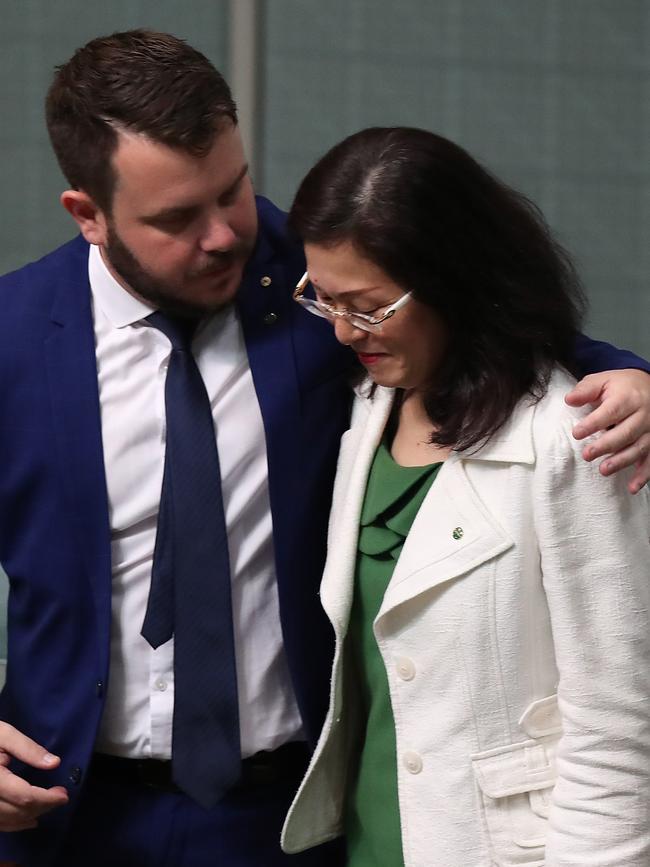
[146,311,198,351]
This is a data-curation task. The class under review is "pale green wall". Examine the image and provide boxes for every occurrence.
[261,0,650,357]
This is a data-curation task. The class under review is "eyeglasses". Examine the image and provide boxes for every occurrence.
[293,272,412,333]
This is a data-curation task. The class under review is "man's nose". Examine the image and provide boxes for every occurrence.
[200,214,237,253]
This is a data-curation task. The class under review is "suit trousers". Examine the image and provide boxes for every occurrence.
[52,753,344,867]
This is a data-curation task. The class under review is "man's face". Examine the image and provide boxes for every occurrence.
[98,123,258,317]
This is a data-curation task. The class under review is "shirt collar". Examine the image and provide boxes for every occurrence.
[88,243,155,328]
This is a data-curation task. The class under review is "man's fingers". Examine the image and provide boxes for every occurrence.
[568,369,650,442]
[0,766,68,815]
[565,376,603,410]
[0,821,39,834]
[596,434,650,487]
[572,400,627,442]
[0,722,59,771]
[0,725,68,831]
[628,451,650,494]
[580,413,641,461]
[0,784,68,830]
[0,796,42,830]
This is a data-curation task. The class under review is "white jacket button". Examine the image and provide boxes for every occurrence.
[395,657,416,681]
[402,751,423,774]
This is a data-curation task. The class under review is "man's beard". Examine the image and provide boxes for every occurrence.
[104,224,246,319]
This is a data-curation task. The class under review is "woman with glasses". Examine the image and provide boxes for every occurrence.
[281,127,650,866]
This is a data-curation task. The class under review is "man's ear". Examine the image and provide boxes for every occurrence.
[60,190,109,246]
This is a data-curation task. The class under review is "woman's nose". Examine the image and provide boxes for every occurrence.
[333,316,365,346]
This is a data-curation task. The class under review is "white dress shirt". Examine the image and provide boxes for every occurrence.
[89,244,303,760]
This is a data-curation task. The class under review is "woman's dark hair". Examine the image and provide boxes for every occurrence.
[46,29,237,213]
[288,127,587,451]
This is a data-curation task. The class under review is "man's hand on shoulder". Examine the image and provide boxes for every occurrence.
[566,368,650,494]
[0,722,68,832]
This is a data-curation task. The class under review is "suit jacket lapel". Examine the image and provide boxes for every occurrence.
[236,227,302,505]
[44,240,112,665]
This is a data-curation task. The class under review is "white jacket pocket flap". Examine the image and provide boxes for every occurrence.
[471,738,557,799]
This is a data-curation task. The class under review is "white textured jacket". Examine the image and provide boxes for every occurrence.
[282,369,650,866]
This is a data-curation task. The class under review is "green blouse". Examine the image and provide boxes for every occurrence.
[345,439,442,867]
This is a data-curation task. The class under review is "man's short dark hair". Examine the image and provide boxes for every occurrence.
[45,29,238,212]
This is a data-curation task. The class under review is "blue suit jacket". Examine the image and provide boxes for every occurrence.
[0,197,354,863]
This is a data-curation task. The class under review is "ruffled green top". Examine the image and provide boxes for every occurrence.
[345,439,442,867]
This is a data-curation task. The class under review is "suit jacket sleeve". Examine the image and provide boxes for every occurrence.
[574,332,650,374]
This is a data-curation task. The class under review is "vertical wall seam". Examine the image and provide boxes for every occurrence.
[228,0,263,187]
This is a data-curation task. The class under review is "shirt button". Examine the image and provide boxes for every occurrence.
[402,751,423,775]
[260,275,272,287]
[95,680,104,697]
[263,312,278,325]
[155,679,168,692]
[395,657,416,681]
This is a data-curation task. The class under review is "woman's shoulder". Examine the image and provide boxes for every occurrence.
[530,368,637,494]
[519,366,600,473]
[461,367,582,464]
[532,366,585,440]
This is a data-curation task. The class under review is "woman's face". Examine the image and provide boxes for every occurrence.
[304,241,449,392]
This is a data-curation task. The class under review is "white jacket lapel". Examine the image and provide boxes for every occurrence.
[322,383,538,627]
[378,454,513,616]
[378,396,539,615]
[320,386,394,630]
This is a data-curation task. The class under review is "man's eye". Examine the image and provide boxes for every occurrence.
[154,214,192,232]
[219,181,242,207]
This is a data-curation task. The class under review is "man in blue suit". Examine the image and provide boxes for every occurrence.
[0,28,648,867]
[0,30,354,867]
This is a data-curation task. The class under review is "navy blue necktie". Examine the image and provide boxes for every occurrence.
[141,311,241,808]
